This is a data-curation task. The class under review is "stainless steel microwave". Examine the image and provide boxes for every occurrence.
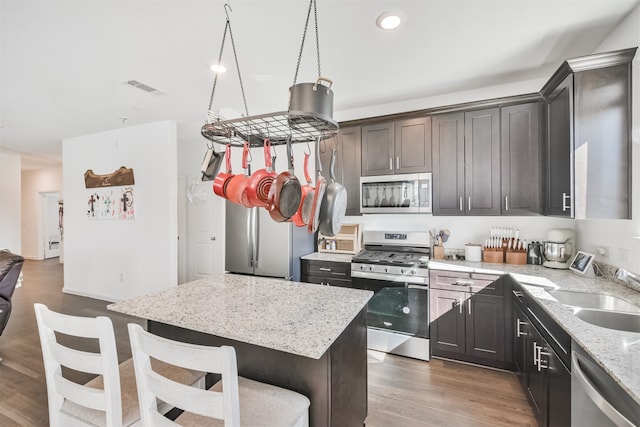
[360,173,432,214]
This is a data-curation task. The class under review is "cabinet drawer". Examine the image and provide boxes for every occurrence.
[302,260,351,278]
[429,269,503,295]
[301,274,352,288]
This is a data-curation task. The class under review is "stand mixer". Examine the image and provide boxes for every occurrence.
[543,229,576,269]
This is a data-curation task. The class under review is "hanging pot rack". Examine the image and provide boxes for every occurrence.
[201,0,338,148]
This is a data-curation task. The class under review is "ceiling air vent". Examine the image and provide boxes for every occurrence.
[124,80,166,95]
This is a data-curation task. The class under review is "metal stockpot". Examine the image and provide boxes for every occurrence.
[288,77,334,119]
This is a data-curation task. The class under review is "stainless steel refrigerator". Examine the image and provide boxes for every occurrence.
[225,202,314,281]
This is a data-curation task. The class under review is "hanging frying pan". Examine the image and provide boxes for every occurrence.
[291,152,315,227]
[213,144,233,198]
[226,142,251,205]
[267,139,302,222]
[318,148,347,236]
[244,139,276,208]
[308,140,327,233]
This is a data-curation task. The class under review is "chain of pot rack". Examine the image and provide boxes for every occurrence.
[201,1,339,148]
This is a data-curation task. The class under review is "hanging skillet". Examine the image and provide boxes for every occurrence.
[267,138,302,222]
[308,139,327,233]
[318,148,346,236]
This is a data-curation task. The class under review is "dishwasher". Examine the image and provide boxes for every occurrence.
[571,343,639,427]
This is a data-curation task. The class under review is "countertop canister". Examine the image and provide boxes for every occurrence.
[465,243,482,262]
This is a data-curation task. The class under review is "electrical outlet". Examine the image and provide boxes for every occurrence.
[618,248,629,262]
[597,246,610,258]
[119,273,125,283]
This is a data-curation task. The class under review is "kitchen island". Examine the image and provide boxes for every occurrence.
[108,273,373,427]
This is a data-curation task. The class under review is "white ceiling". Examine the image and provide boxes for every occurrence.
[1,0,639,170]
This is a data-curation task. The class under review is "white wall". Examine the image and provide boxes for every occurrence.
[21,167,62,259]
[576,4,640,272]
[0,153,21,253]
[62,121,178,301]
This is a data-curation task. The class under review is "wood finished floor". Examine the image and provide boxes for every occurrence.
[0,258,536,426]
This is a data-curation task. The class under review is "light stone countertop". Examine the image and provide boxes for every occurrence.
[429,260,640,405]
[108,273,372,360]
[300,252,355,263]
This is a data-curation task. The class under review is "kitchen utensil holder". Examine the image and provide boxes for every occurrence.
[483,248,504,264]
[432,246,445,260]
[506,250,527,265]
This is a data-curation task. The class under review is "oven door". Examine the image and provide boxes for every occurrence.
[352,275,429,339]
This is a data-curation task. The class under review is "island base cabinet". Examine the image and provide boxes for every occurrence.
[148,308,368,427]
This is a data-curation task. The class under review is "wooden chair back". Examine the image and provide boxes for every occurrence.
[127,323,241,426]
[34,303,125,427]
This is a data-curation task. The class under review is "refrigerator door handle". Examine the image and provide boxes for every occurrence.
[252,207,259,268]
[246,208,254,267]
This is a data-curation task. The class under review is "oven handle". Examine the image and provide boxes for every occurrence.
[407,284,429,291]
[351,270,427,285]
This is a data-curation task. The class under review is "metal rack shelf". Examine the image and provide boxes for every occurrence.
[201,110,339,147]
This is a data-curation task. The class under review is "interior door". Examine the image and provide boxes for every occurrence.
[42,192,61,259]
[187,177,224,281]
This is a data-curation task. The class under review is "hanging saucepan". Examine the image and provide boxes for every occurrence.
[267,139,302,222]
[213,144,233,198]
[291,152,315,227]
[288,77,334,120]
[318,148,347,236]
[226,142,251,206]
[308,140,327,233]
[244,139,276,208]
[200,146,224,182]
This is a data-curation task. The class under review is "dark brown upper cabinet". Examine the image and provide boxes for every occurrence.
[541,47,636,219]
[361,117,431,176]
[501,102,541,215]
[432,108,500,215]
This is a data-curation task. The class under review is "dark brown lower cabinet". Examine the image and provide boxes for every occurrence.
[429,271,511,369]
[512,281,571,427]
[300,259,352,288]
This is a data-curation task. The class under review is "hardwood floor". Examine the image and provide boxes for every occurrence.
[0,259,536,426]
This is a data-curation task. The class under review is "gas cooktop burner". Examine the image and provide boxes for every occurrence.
[352,250,429,268]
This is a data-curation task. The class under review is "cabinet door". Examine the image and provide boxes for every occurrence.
[512,303,529,388]
[526,324,548,427]
[501,103,541,215]
[546,74,574,217]
[336,126,362,216]
[361,122,395,176]
[465,108,501,215]
[574,64,631,219]
[395,117,432,174]
[429,289,466,356]
[432,112,465,215]
[544,345,571,427]
[465,293,504,362]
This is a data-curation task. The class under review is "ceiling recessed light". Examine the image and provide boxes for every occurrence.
[210,63,227,73]
[376,12,402,30]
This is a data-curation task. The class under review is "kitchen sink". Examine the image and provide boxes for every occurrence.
[550,290,640,313]
[574,309,640,333]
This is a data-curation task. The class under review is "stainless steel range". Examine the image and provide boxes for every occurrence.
[351,231,430,361]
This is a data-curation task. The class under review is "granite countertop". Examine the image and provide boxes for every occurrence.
[429,260,640,405]
[108,273,372,360]
[300,252,355,263]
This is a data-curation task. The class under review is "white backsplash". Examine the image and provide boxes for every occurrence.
[344,214,575,250]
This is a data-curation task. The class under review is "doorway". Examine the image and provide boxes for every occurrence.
[41,192,61,259]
